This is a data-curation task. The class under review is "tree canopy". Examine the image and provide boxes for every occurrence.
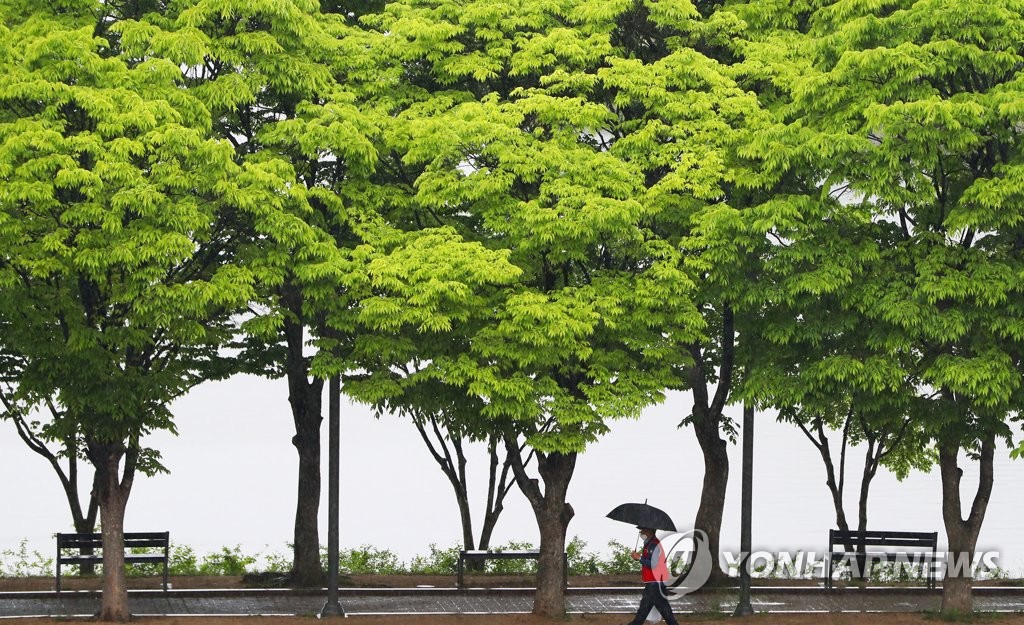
[2,0,1024,619]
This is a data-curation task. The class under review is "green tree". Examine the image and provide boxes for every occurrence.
[0,0,314,618]
[741,209,935,567]
[116,0,381,586]
[755,311,935,578]
[360,0,717,614]
[594,0,773,583]
[744,0,1024,613]
[117,1,528,590]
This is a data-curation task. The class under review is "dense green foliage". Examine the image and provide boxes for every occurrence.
[3,0,1024,617]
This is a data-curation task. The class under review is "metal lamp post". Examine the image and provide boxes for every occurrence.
[733,402,754,616]
[321,373,345,617]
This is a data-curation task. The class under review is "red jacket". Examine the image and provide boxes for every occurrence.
[640,536,669,583]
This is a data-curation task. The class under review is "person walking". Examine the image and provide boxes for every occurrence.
[624,527,680,625]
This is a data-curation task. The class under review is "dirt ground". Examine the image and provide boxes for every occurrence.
[5,614,1024,625]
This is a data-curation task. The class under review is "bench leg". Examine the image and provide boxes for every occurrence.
[457,556,464,588]
[56,561,61,594]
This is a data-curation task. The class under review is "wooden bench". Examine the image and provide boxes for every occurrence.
[56,532,170,592]
[826,529,937,589]
[457,549,568,588]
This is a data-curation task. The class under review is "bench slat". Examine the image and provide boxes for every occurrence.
[829,552,933,560]
[60,555,167,564]
[830,531,936,543]
[830,538,937,544]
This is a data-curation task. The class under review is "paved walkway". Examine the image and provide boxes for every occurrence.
[2,587,1024,618]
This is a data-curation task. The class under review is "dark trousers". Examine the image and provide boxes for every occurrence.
[627,582,679,625]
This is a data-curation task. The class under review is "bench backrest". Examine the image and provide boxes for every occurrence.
[829,530,937,549]
[58,532,170,551]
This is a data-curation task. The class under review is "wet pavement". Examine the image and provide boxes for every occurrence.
[1,586,1024,618]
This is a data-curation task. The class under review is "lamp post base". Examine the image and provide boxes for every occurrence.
[733,599,754,617]
[320,600,346,618]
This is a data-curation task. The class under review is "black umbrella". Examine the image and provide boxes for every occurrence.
[607,502,676,532]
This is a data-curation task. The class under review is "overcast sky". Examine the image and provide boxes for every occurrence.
[3,374,1022,575]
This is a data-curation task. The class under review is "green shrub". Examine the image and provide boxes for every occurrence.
[332,545,405,575]
[567,537,602,575]
[168,545,200,576]
[599,539,637,575]
[198,546,257,576]
[408,544,460,575]
[261,548,292,574]
[0,540,54,577]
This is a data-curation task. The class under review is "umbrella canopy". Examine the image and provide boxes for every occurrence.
[607,502,676,532]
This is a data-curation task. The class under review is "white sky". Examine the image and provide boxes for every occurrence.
[2,374,1022,574]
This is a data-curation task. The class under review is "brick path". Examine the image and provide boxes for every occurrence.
[2,587,1023,617]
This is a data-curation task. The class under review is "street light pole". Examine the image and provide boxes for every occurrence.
[321,373,345,617]
[734,402,755,616]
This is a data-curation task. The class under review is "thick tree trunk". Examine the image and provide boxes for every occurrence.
[939,435,994,616]
[692,415,730,584]
[505,439,575,618]
[289,375,324,587]
[685,307,734,584]
[534,496,571,615]
[283,299,325,588]
[88,440,135,622]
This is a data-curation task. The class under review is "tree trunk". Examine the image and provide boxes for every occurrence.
[684,307,734,584]
[505,438,575,618]
[939,434,994,616]
[88,439,135,622]
[284,304,325,588]
[692,414,730,584]
[289,376,324,587]
[534,494,571,616]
